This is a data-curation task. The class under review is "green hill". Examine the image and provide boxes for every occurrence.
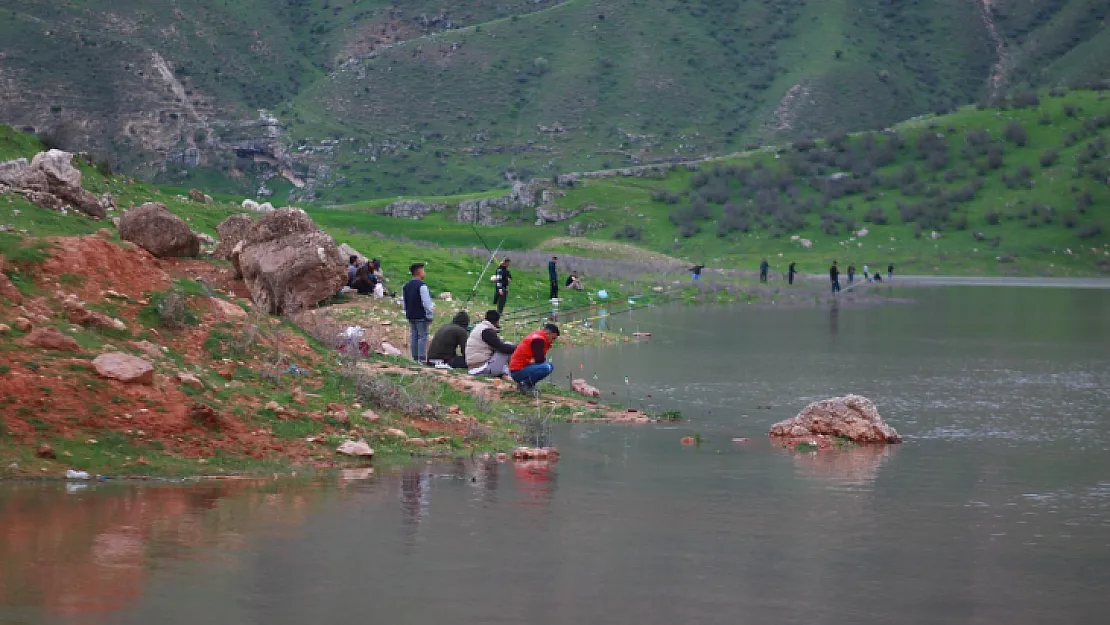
[2,1,1109,201]
[318,89,1110,276]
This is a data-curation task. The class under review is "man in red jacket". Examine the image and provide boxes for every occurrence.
[509,323,560,394]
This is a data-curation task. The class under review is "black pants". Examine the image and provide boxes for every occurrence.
[760,272,767,283]
[788,273,795,285]
[550,279,559,299]
[494,290,508,313]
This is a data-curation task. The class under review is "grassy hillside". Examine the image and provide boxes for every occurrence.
[3,1,1109,200]
[317,89,1110,276]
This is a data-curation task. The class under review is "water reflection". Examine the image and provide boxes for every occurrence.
[788,443,899,489]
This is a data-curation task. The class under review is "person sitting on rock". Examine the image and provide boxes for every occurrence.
[509,323,560,394]
[565,271,584,291]
[466,310,516,376]
[427,311,470,368]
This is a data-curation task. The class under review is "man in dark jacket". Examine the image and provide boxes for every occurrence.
[428,311,470,368]
[402,263,435,362]
[493,259,512,314]
[759,258,769,283]
[788,261,797,285]
[548,256,559,299]
[466,310,516,376]
[830,261,841,294]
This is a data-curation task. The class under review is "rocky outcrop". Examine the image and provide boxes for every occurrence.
[537,203,593,224]
[118,203,200,258]
[769,395,902,443]
[378,199,445,219]
[213,214,254,260]
[92,353,154,385]
[456,196,512,225]
[237,208,346,314]
[242,199,275,213]
[0,150,107,218]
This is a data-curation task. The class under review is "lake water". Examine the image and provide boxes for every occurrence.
[3,287,1110,624]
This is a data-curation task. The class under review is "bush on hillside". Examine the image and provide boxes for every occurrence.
[1076,223,1103,239]
[613,225,642,241]
[985,210,1001,225]
[1003,122,1028,147]
[986,144,1005,169]
[1011,92,1040,109]
[1039,149,1058,167]
[863,205,888,225]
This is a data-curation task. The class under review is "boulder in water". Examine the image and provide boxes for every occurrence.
[769,394,901,443]
[118,203,200,258]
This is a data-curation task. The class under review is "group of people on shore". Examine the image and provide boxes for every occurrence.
[347,255,387,297]
[829,262,894,293]
[403,262,562,395]
[492,256,584,314]
[692,260,895,293]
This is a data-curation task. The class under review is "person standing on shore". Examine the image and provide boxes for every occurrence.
[493,258,512,314]
[888,263,894,281]
[847,264,856,285]
[830,261,841,294]
[759,259,769,283]
[690,263,705,283]
[863,263,871,283]
[403,263,435,362]
[788,261,797,285]
[548,256,559,300]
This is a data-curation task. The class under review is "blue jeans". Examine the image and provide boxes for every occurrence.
[511,362,553,386]
[692,273,700,283]
[408,320,430,361]
[831,280,841,294]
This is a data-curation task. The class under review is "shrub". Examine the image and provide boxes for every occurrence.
[792,138,816,152]
[863,205,888,225]
[1039,149,1058,167]
[1063,212,1079,228]
[613,225,642,240]
[1003,122,1028,147]
[1063,103,1077,117]
[1011,91,1040,108]
[986,144,1005,169]
[1077,223,1103,239]
[985,210,1001,225]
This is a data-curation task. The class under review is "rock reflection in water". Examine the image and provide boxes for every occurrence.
[788,443,899,488]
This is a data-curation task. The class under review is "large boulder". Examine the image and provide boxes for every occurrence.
[0,151,106,218]
[92,353,154,385]
[213,213,254,260]
[22,327,81,352]
[118,202,200,258]
[769,395,902,443]
[238,208,346,314]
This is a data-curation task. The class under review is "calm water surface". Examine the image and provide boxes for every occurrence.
[2,287,1109,624]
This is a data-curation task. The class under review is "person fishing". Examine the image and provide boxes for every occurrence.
[509,323,560,394]
[888,263,894,281]
[788,261,797,285]
[493,258,512,314]
[830,260,841,294]
[403,263,435,362]
[759,259,769,283]
[548,256,559,300]
[690,263,705,283]
[863,263,871,283]
[350,262,377,295]
[847,263,856,285]
[428,311,470,368]
[466,310,516,376]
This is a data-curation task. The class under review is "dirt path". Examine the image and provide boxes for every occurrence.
[975,0,1011,95]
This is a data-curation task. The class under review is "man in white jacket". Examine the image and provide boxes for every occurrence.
[466,310,516,376]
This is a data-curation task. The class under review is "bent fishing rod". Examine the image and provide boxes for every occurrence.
[464,238,505,304]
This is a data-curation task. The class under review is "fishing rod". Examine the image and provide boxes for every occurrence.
[465,238,505,304]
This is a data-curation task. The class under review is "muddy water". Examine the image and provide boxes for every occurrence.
[2,287,1109,624]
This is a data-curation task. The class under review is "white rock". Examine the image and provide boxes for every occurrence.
[336,439,374,457]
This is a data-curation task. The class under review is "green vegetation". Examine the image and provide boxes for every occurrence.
[4,2,1110,198]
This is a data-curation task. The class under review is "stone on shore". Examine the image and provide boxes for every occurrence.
[92,352,154,385]
[768,394,901,443]
[336,439,374,457]
[571,378,601,398]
